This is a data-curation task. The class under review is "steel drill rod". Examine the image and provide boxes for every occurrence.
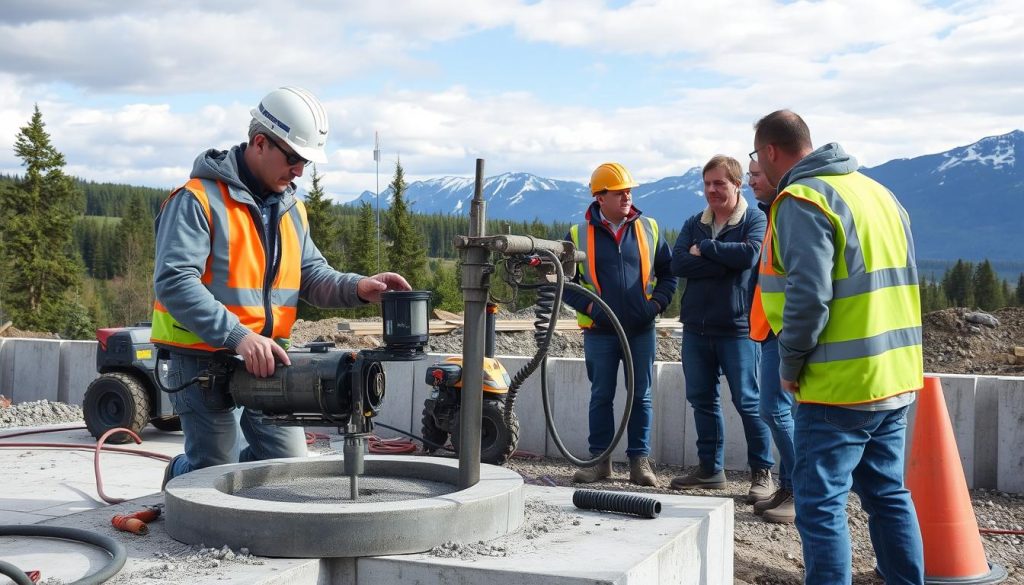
[459,158,487,489]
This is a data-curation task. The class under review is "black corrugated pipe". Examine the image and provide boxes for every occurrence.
[573,489,662,519]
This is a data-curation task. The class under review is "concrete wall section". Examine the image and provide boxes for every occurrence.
[973,377,1002,490]
[654,363,687,467]
[493,355,548,457]
[996,378,1024,494]
[58,341,98,405]
[8,339,62,403]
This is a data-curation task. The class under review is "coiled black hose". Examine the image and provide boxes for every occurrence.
[573,489,662,519]
[503,247,634,468]
[0,525,127,584]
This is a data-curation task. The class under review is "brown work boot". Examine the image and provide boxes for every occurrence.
[670,467,727,490]
[747,467,774,503]
[753,487,791,515]
[762,491,796,524]
[629,456,659,487]
[573,457,612,483]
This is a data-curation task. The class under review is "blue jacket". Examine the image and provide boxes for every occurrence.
[563,202,677,336]
[672,197,765,337]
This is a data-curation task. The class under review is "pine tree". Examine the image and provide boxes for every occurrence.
[973,260,1002,311]
[383,160,427,288]
[1017,274,1024,307]
[0,106,92,335]
[348,202,377,277]
[109,194,155,325]
[942,260,974,308]
[298,166,347,321]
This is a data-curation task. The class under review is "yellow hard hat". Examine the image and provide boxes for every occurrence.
[590,162,639,195]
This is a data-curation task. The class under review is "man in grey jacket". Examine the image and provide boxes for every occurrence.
[154,87,410,486]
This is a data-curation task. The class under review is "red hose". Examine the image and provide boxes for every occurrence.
[368,435,417,454]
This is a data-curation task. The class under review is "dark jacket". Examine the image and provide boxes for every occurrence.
[672,197,765,337]
[563,202,677,336]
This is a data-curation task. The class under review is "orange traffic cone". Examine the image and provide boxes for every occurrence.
[906,376,1007,584]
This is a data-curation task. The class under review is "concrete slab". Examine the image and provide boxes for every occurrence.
[362,486,733,585]
[996,377,1024,493]
[973,376,1002,489]
[654,362,687,467]
[7,339,62,403]
[59,340,98,405]
[8,486,732,585]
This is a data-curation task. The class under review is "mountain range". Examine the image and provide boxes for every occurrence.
[349,130,1023,261]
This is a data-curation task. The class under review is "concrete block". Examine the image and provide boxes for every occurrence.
[996,378,1024,493]
[7,339,62,403]
[59,340,98,405]
[543,357,599,461]
[0,338,12,397]
[973,377,1002,490]
[654,362,687,466]
[358,487,734,585]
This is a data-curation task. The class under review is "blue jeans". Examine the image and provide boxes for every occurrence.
[758,337,795,489]
[793,404,923,585]
[682,331,773,472]
[583,328,655,458]
[164,352,307,480]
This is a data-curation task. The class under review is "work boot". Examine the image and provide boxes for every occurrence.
[669,467,727,490]
[161,454,183,491]
[754,487,792,516]
[573,457,612,483]
[629,456,659,487]
[762,491,796,524]
[747,467,774,503]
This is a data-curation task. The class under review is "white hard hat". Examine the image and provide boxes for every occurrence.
[250,86,329,164]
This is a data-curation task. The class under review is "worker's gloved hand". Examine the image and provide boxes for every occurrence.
[236,333,291,377]
[357,272,412,303]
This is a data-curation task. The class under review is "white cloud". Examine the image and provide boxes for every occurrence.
[0,1,1020,202]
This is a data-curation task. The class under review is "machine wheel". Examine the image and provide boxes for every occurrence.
[452,398,520,465]
[83,372,151,444]
[150,416,182,432]
[420,399,449,453]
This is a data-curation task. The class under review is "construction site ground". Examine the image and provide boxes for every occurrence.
[1,306,1023,583]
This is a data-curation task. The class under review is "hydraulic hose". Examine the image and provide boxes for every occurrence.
[543,280,634,467]
[503,247,634,468]
[0,525,127,585]
[573,489,662,519]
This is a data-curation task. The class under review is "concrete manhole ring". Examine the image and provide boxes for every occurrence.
[165,455,525,557]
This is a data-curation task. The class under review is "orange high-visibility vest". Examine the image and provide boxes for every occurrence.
[150,178,307,352]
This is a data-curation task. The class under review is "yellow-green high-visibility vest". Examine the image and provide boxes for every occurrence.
[569,216,659,328]
[759,172,923,405]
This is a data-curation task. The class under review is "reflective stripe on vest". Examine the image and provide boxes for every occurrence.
[569,216,659,328]
[150,178,307,352]
[759,172,922,405]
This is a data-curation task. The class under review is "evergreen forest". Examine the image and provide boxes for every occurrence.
[1,108,1021,339]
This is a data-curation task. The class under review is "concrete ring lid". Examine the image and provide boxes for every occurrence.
[164,455,525,558]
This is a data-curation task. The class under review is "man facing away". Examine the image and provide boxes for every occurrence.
[753,109,924,584]
[747,159,796,524]
[563,162,677,486]
[153,87,410,487]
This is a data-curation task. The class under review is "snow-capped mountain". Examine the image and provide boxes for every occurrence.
[350,130,1022,260]
[861,130,1022,261]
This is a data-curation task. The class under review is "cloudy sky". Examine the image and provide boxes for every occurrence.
[1,0,1021,202]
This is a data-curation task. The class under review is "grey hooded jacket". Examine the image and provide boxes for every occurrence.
[153,145,365,351]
